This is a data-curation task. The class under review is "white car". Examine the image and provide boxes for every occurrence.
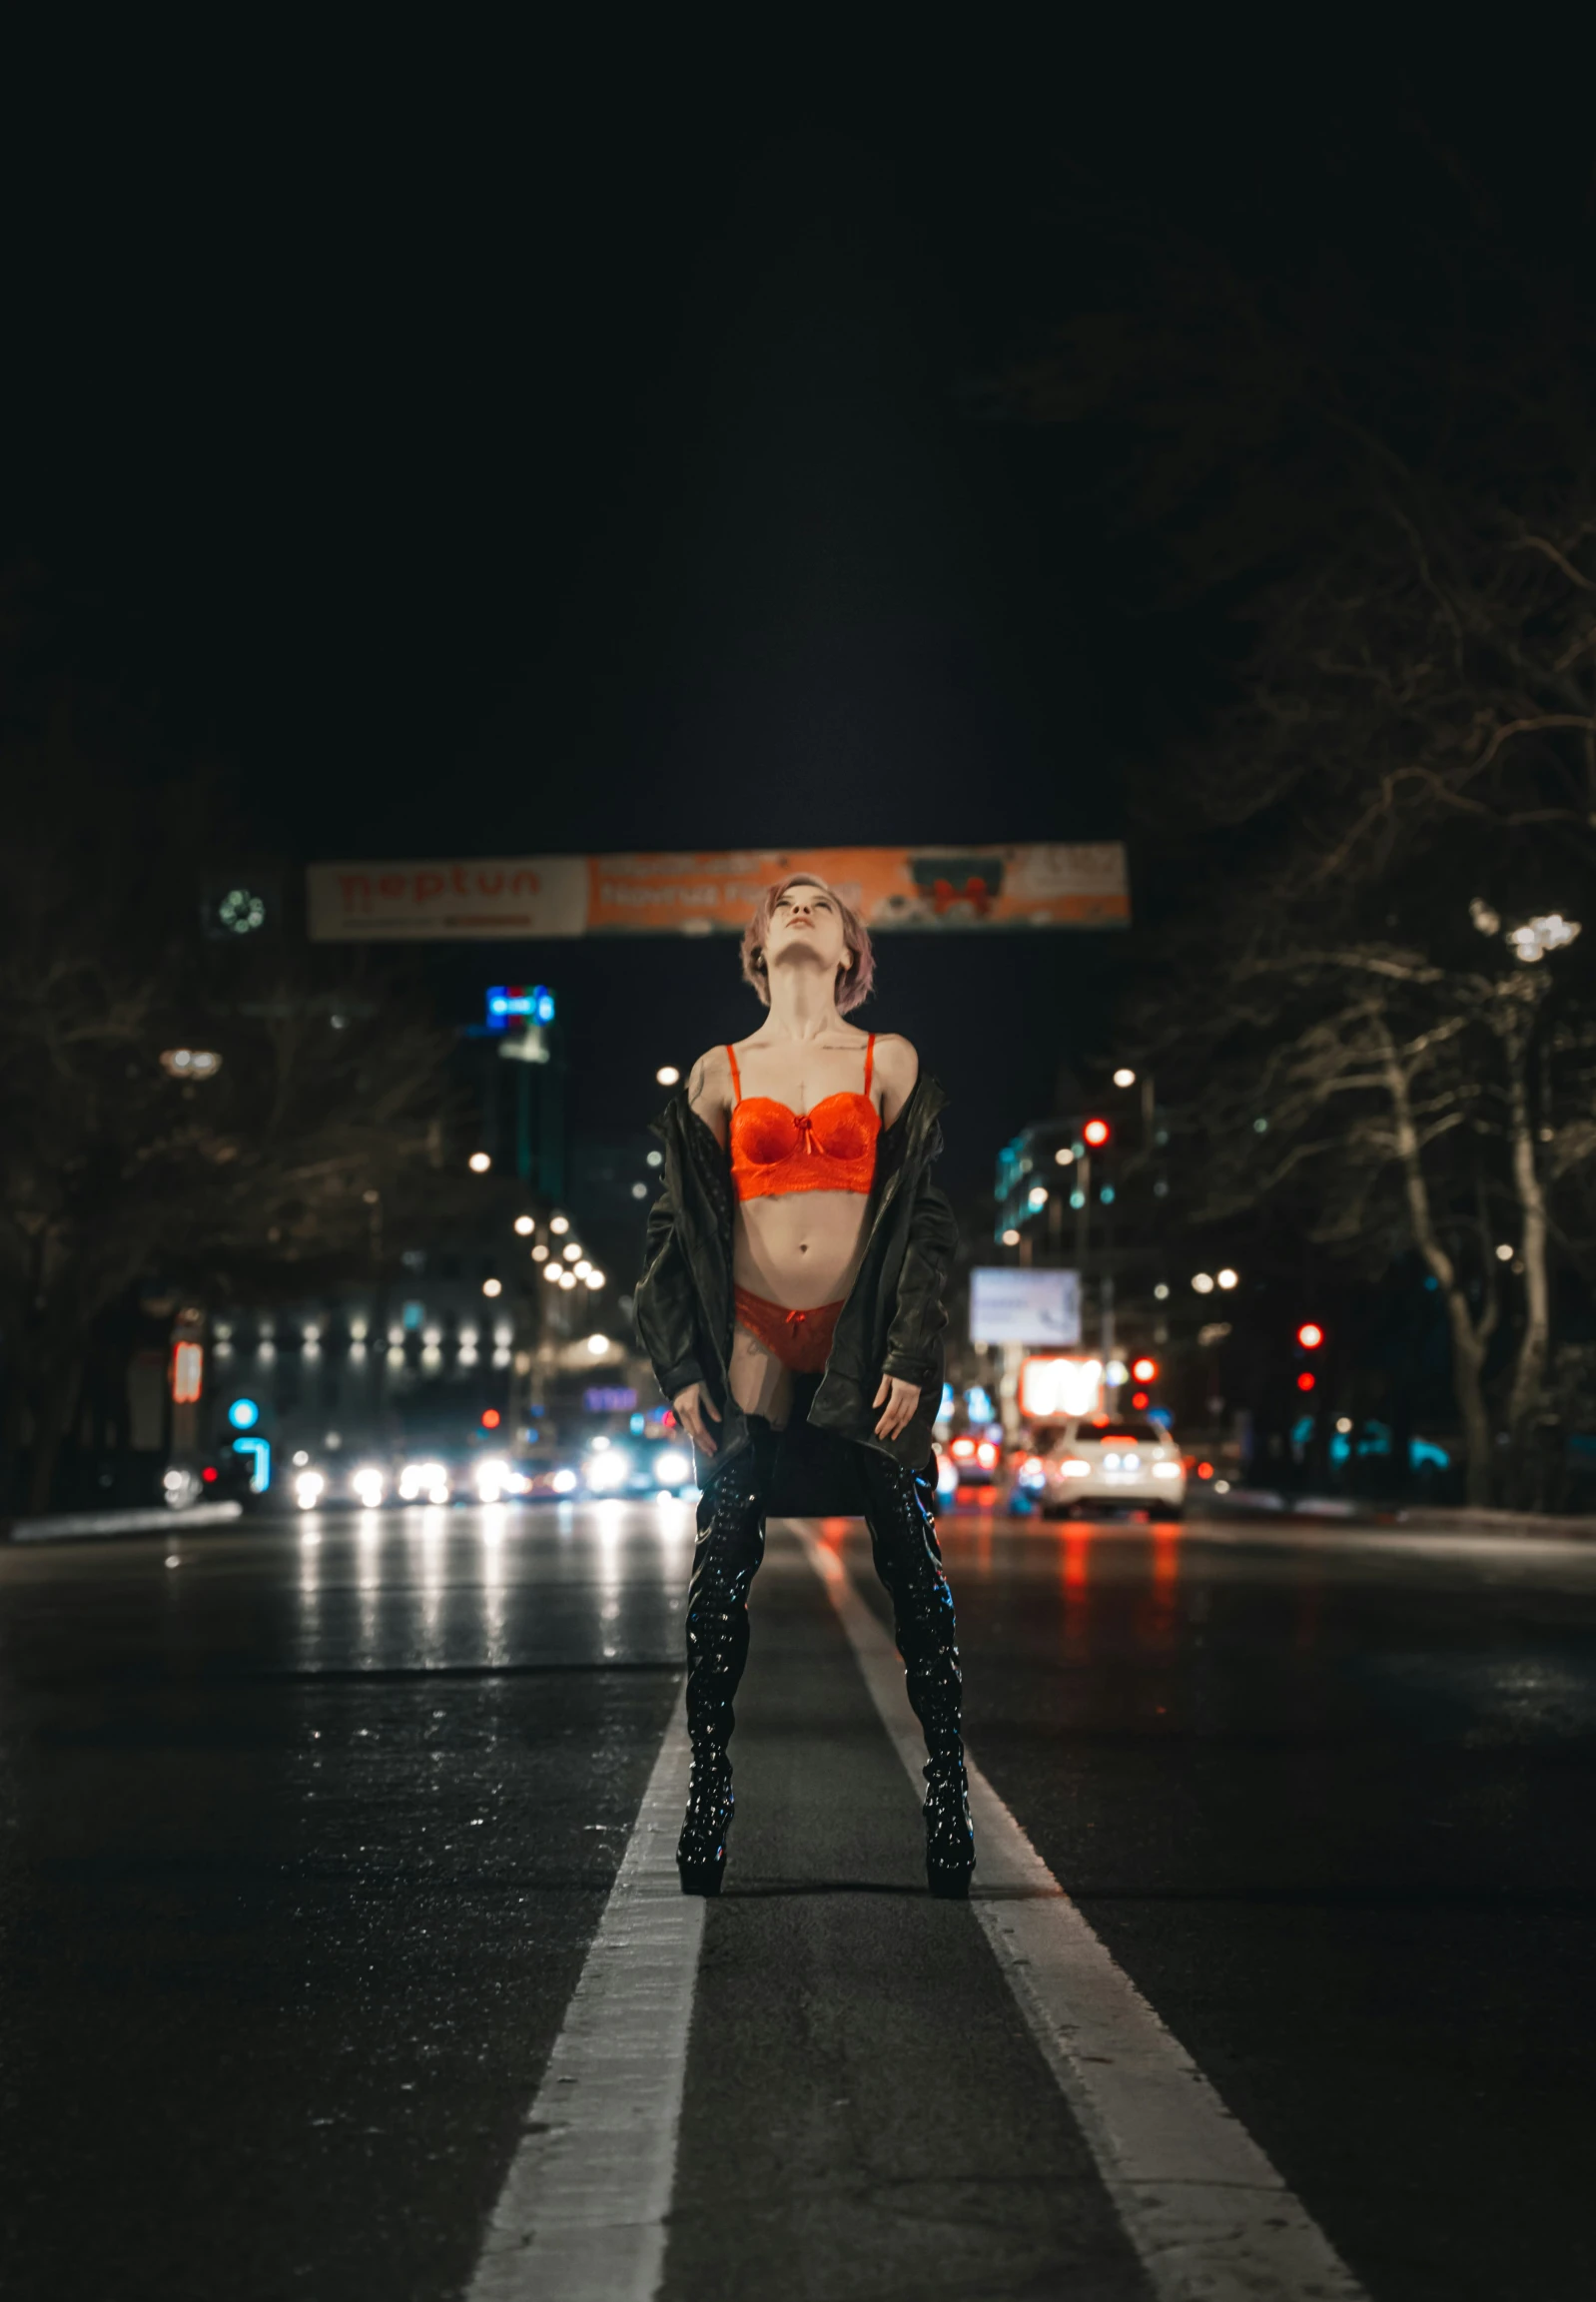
[1018,1415,1187,1518]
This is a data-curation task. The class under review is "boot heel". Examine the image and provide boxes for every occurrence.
[926,1853,973,1901]
[678,1849,727,1897]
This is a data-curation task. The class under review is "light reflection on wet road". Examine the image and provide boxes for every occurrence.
[1,1502,1595,2300]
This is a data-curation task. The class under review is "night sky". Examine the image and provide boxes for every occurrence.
[7,50,1588,1200]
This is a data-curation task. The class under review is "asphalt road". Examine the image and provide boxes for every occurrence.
[2,1499,1595,2300]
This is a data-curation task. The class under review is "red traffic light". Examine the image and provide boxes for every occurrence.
[480,1408,501,1429]
[1131,1390,1150,1409]
[1083,1118,1111,1147]
[1296,1322,1324,1350]
[1296,1371,1316,1392]
[1131,1356,1158,1383]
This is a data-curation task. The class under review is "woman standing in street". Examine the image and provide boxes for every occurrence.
[634,875,973,1899]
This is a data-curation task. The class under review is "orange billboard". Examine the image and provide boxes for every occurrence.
[308,844,1128,941]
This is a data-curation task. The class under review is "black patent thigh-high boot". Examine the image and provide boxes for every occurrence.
[677,1452,767,1895]
[858,1454,975,1899]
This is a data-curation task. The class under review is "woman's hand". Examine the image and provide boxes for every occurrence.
[672,1382,721,1457]
[872,1373,921,1442]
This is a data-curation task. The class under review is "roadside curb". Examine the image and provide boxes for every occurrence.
[6,1503,245,1544]
[1204,1491,1596,1541]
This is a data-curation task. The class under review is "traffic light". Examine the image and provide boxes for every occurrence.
[1296,1322,1324,1350]
[1083,1118,1111,1147]
[1297,1371,1316,1392]
[1131,1356,1158,1383]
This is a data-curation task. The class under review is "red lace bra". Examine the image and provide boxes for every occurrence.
[727,1037,880,1202]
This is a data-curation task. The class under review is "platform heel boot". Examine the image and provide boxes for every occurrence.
[860,1455,975,1900]
[677,1452,767,1896]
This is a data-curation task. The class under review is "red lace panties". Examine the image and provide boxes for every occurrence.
[733,1285,844,1374]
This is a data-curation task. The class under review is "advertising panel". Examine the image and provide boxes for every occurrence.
[307,844,1129,941]
[969,1266,1082,1347]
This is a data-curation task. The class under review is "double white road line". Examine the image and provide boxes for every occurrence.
[469,1523,1368,2302]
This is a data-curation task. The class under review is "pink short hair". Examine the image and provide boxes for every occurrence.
[740,874,875,1014]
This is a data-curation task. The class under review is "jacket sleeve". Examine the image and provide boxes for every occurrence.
[881,1167,959,1387]
[634,1170,707,1402]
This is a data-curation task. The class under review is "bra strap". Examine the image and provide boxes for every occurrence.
[863,1033,876,1097]
[725,1044,742,1105]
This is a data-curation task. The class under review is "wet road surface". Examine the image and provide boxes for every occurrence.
[2,1500,1595,2299]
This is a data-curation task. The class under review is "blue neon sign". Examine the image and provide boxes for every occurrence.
[227,1397,261,1431]
[486,984,555,1029]
[232,1436,272,1491]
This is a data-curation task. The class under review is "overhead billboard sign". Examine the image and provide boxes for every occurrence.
[307,844,1129,942]
[969,1266,1082,1347]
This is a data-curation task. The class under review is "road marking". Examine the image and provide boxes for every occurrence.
[466,1703,699,2301]
[793,1520,1369,2302]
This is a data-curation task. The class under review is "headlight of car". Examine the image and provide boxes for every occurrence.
[585,1449,629,1492]
[653,1448,690,1486]
[295,1470,325,1510]
[352,1467,386,1508]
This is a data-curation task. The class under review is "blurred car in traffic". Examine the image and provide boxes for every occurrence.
[579,1434,696,1498]
[939,1432,1005,1497]
[1013,1415,1187,1517]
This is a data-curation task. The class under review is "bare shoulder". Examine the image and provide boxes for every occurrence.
[870,1032,920,1122]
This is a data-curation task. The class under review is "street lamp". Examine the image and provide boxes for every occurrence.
[468,1151,491,1174]
[513,1214,535,1236]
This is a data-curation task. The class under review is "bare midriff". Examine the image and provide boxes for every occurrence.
[732,1189,868,1310]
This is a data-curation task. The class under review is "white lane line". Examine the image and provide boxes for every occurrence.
[466,1704,700,2302]
[793,1520,1369,2302]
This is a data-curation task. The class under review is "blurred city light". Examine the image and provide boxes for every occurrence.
[227,1397,260,1430]
[1083,1118,1111,1147]
[1495,1242,1514,1261]
[513,1214,535,1235]
[549,1215,570,1235]
[562,1241,582,1261]
[1297,1322,1324,1349]
[1154,1282,1170,1300]
[1216,1267,1238,1289]
[542,1261,561,1282]
[1507,912,1581,964]
[559,1271,576,1290]
[468,1151,491,1173]
[1132,1356,1158,1382]
[1112,1068,1136,1088]
[481,1277,502,1297]
[656,1065,681,1086]
[1028,1185,1048,1208]
[1297,1371,1316,1392]
[586,1333,610,1355]
[160,1048,223,1080]
[532,1242,549,1260]
[585,1269,605,1288]
[1054,1146,1075,1165]
[1001,1227,1021,1245]
[1192,1272,1215,1294]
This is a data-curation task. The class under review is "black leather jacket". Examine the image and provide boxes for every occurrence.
[634,1074,958,1483]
